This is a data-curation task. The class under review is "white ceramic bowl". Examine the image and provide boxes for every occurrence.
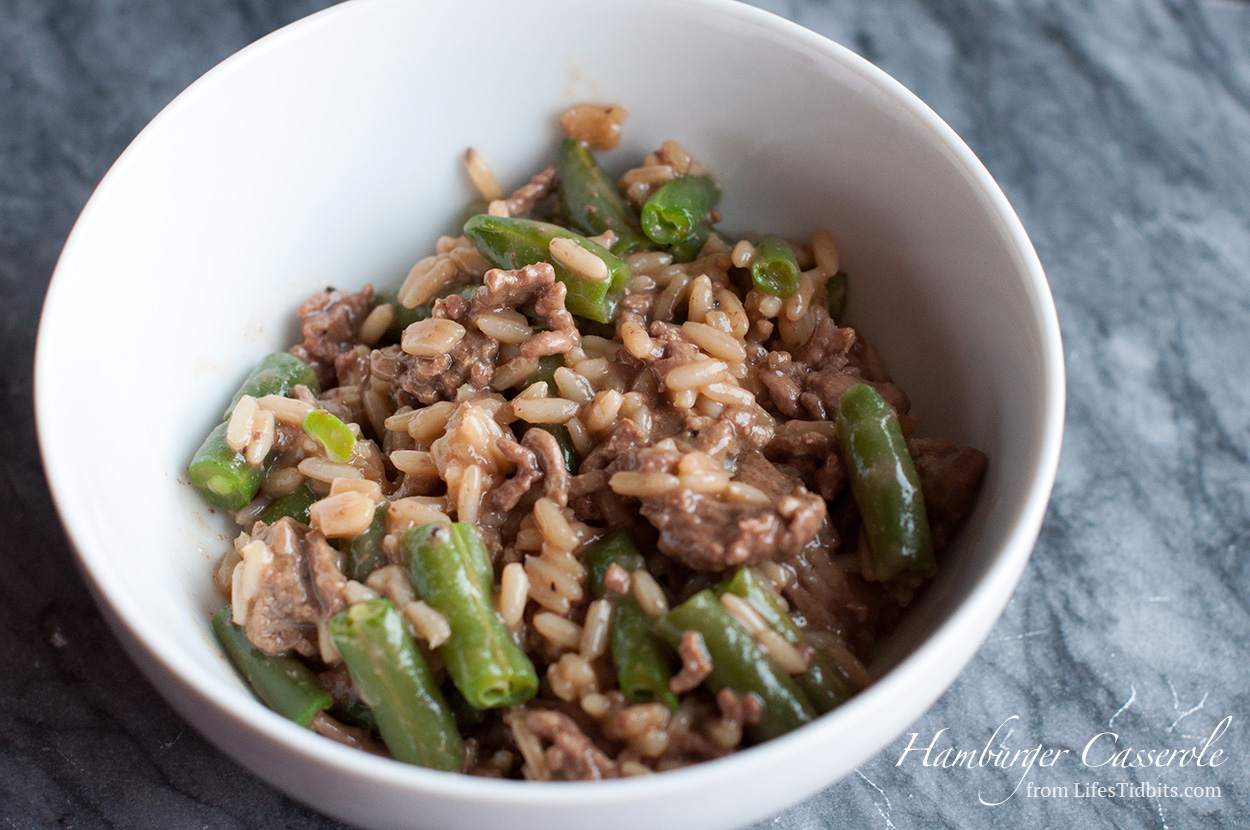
[35,0,1064,827]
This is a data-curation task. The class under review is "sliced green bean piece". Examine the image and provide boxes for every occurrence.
[556,138,650,256]
[612,596,679,711]
[403,523,538,709]
[335,698,379,734]
[640,176,721,247]
[463,215,630,324]
[668,222,711,263]
[191,352,317,510]
[656,590,816,742]
[212,606,331,728]
[344,502,389,582]
[442,681,489,730]
[225,352,319,416]
[258,483,319,526]
[718,569,856,713]
[528,353,564,391]
[189,421,265,510]
[329,599,463,770]
[826,270,848,322]
[303,409,356,463]
[750,235,801,298]
[583,529,646,597]
[836,383,935,580]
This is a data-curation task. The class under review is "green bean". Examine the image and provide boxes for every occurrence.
[344,501,389,582]
[612,596,679,711]
[402,523,538,709]
[656,590,816,742]
[190,352,318,510]
[577,530,675,708]
[442,681,488,730]
[259,483,320,526]
[750,235,802,298]
[335,699,379,735]
[836,383,935,580]
[189,421,265,510]
[225,352,319,416]
[212,606,332,728]
[668,222,711,263]
[640,176,721,247]
[717,570,856,713]
[515,422,581,475]
[530,353,564,390]
[329,599,463,770]
[826,270,848,322]
[303,409,356,462]
[462,215,630,324]
[556,138,650,256]
[583,529,646,597]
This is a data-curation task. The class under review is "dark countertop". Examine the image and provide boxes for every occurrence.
[3,0,1248,827]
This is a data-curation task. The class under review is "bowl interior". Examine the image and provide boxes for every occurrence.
[36,0,1062,827]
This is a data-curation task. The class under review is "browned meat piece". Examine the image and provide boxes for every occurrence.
[290,286,376,389]
[639,452,827,571]
[909,436,988,549]
[620,287,655,318]
[780,530,883,657]
[319,386,367,430]
[602,562,632,596]
[760,348,908,421]
[581,418,648,472]
[759,351,806,418]
[371,330,499,407]
[334,344,371,388]
[504,166,557,217]
[491,437,541,512]
[383,266,578,403]
[490,427,574,512]
[767,428,848,501]
[470,263,579,359]
[524,710,619,780]
[316,664,359,710]
[715,688,763,727]
[705,404,774,453]
[792,317,855,368]
[525,427,572,507]
[240,517,350,657]
[670,630,713,694]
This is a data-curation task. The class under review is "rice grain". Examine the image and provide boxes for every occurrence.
[682,321,746,363]
[298,457,363,483]
[404,600,451,648]
[226,395,258,452]
[464,148,504,201]
[610,471,680,497]
[498,562,530,628]
[510,395,580,424]
[309,491,376,538]
[402,318,467,357]
[549,237,609,283]
[533,612,584,651]
[631,570,669,619]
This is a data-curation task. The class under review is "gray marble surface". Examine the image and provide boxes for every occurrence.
[3,0,1249,827]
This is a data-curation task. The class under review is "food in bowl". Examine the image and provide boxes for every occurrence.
[190,105,987,780]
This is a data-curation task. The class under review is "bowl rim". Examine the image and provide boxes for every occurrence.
[34,0,1066,812]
